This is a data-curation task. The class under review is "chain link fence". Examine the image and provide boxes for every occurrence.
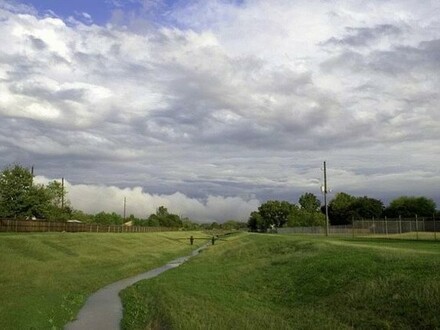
[278,217,439,240]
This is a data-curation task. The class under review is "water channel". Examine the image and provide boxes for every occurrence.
[65,244,208,330]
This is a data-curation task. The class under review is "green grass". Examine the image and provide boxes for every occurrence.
[367,231,439,240]
[121,233,440,329]
[0,231,210,330]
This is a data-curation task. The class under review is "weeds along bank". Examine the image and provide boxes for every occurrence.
[0,231,209,330]
[121,233,440,329]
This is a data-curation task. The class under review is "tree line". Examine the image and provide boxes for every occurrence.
[248,192,438,231]
[2,164,437,231]
[0,164,246,229]
[327,192,437,225]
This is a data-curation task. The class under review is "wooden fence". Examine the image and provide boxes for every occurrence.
[0,219,178,233]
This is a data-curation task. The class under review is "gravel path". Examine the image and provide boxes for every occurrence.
[65,244,207,330]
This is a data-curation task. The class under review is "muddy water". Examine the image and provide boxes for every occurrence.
[65,244,207,330]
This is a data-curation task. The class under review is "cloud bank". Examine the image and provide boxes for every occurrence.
[35,176,259,222]
[1,0,439,215]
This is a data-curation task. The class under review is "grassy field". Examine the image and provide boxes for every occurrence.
[0,231,210,330]
[121,233,440,329]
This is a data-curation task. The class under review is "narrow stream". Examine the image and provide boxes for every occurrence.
[65,244,208,330]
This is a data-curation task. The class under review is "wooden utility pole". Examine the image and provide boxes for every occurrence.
[30,165,34,187]
[123,197,127,221]
[323,161,329,236]
[61,177,65,209]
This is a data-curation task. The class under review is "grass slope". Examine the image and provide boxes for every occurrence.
[121,233,440,329]
[0,231,209,330]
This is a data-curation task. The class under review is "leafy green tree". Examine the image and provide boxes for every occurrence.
[0,165,44,218]
[299,193,321,212]
[247,211,264,232]
[46,181,66,208]
[43,180,72,220]
[0,165,75,220]
[351,196,383,219]
[25,184,53,219]
[287,208,326,227]
[70,209,94,223]
[146,206,183,227]
[94,211,123,225]
[384,196,436,218]
[258,200,296,229]
[145,216,160,227]
[328,192,357,225]
[328,194,385,223]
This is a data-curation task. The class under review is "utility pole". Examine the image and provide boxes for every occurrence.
[123,197,127,222]
[31,165,34,187]
[323,161,329,237]
[61,177,65,209]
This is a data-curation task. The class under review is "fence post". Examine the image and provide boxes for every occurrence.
[434,214,437,241]
[398,215,402,235]
[385,216,388,237]
[372,217,376,235]
[352,220,355,238]
[415,214,419,240]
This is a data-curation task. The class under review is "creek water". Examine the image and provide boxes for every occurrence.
[65,244,207,330]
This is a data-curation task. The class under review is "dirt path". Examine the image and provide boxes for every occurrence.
[65,244,208,330]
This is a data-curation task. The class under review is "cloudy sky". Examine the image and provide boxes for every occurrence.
[0,0,439,221]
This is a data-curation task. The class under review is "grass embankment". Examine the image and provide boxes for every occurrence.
[368,231,439,240]
[0,231,209,330]
[121,233,440,329]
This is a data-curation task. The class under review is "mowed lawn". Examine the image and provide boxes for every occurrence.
[0,231,209,330]
[121,233,440,329]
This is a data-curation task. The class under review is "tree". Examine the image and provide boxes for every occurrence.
[384,196,436,218]
[146,206,183,227]
[248,211,264,232]
[43,180,72,220]
[351,196,383,219]
[46,181,66,209]
[0,165,75,220]
[327,192,357,225]
[70,209,94,223]
[94,211,123,225]
[287,208,326,227]
[0,165,39,218]
[299,193,321,212]
[257,200,296,229]
[221,220,246,230]
[181,218,200,230]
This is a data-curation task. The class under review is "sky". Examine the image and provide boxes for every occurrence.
[0,0,439,221]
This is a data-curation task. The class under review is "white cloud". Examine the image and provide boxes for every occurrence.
[34,176,259,221]
[0,0,439,211]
